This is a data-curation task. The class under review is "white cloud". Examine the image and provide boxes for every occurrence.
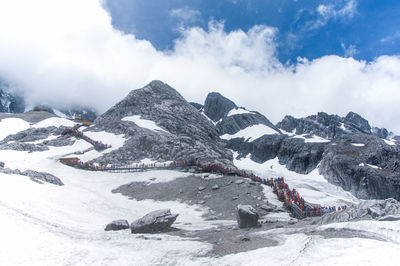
[317,0,357,22]
[341,43,359,57]
[170,7,201,25]
[0,0,400,133]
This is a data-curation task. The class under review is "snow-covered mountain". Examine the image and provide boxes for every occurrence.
[1,80,400,265]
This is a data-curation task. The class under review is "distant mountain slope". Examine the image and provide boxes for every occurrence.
[91,80,233,166]
[0,82,25,113]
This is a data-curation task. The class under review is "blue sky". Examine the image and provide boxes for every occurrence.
[105,0,400,63]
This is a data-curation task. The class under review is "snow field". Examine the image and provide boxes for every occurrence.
[122,115,168,133]
[220,124,279,142]
[227,108,254,117]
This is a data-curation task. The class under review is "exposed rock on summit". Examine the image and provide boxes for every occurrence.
[203,92,237,122]
[91,80,233,166]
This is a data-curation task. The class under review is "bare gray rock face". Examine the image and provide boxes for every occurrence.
[236,204,260,228]
[130,209,178,234]
[344,112,371,134]
[319,133,400,200]
[105,220,130,231]
[203,92,237,122]
[91,80,233,167]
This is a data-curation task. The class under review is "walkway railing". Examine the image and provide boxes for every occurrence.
[62,125,111,151]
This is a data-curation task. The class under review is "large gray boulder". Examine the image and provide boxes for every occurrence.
[236,204,260,228]
[105,220,130,231]
[130,209,178,234]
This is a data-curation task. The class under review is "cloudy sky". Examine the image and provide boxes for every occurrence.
[0,0,399,132]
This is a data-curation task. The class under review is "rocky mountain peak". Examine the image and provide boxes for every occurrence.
[92,81,233,166]
[344,111,371,134]
[204,92,237,122]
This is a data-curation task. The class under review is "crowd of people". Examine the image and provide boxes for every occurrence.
[270,177,346,217]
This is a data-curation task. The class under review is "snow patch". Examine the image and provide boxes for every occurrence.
[359,163,381,170]
[122,115,168,133]
[384,139,396,146]
[293,134,330,143]
[0,118,30,141]
[221,124,279,142]
[53,109,69,119]
[33,117,76,128]
[351,143,365,147]
[227,108,254,117]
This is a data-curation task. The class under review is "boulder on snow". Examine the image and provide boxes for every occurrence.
[22,170,64,186]
[105,220,130,231]
[236,204,260,228]
[130,209,178,234]
[0,161,4,168]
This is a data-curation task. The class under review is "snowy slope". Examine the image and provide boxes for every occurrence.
[221,124,279,142]
[0,118,30,141]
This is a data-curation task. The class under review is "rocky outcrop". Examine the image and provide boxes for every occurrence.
[203,92,237,122]
[317,198,400,224]
[0,142,49,152]
[0,168,64,186]
[236,205,260,228]
[344,112,371,134]
[130,209,178,233]
[277,112,343,139]
[189,102,203,111]
[92,81,233,166]
[1,126,66,143]
[22,170,64,185]
[105,220,130,231]
[319,133,400,200]
[216,111,280,136]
